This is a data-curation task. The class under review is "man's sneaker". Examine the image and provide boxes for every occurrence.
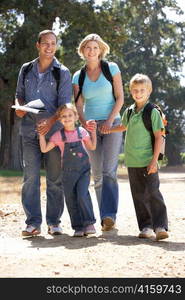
[48,225,62,236]
[84,224,96,235]
[73,230,84,237]
[101,217,115,231]
[155,227,169,241]
[138,227,154,238]
[22,225,41,237]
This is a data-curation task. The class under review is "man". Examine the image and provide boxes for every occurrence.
[15,29,72,236]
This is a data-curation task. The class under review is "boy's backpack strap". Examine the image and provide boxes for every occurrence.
[74,66,86,103]
[100,60,115,101]
[143,102,166,159]
[142,103,168,161]
[52,67,61,93]
[76,126,82,139]
[142,102,165,132]
[60,128,67,142]
[142,102,154,133]
[142,102,155,150]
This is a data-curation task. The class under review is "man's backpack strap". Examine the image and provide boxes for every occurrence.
[22,61,61,94]
[52,67,61,93]
[22,61,34,86]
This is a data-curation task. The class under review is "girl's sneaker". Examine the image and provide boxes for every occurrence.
[84,224,96,235]
[73,230,84,237]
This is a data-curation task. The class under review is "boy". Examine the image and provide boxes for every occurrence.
[102,73,169,241]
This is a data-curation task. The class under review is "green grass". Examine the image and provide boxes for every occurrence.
[0,169,46,177]
[0,170,23,177]
[118,153,125,165]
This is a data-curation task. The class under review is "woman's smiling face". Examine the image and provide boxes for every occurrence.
[83,41,101,62]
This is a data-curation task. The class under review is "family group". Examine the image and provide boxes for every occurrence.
[14,29,169,241]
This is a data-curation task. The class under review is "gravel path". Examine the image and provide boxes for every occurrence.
[0,167,185,278]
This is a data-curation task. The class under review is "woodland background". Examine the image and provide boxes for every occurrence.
[0,0,185,170]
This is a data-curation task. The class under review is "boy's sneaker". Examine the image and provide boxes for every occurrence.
[138,227,154,238]
[48,225,62,236]
[84,224,96,235]
[101,217,115,231]
[155,227,169,241]
[73,230,84,237]
[22,225,41,237]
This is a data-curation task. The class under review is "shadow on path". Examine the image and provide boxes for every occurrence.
[26,230,185,252]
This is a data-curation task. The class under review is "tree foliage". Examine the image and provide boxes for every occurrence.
[0,0,185,169]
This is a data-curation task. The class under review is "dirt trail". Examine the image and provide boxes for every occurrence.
[0,167,185,278]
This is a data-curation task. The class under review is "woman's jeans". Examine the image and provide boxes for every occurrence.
[22,136,64,228]
[87,119,123,223]
[127,167,168,231]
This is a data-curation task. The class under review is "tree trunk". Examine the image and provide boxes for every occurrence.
[0,106,12,169]
[0,106,23,170]
[10,116,23,170]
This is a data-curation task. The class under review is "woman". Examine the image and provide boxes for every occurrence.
[72,33,124,231]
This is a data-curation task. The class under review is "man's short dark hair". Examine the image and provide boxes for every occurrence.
[38,30,57,43]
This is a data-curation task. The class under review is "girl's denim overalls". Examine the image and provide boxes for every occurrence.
[61,127,96,231]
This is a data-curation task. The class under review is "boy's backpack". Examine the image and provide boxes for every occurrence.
[22,61,61,93]
[74,60,115,103]
[127,103,169,160]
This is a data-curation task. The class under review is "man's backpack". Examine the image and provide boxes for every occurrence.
[127,103,169,160]
[22,61,61,93]
[74,60,115,103]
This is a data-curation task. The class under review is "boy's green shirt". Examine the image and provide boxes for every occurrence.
[122,101,164,167]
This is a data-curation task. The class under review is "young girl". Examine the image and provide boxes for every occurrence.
[39,103,97,237]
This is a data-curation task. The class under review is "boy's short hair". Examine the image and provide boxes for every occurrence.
[77,33,110,60]
[37,30,57,43]
[56,103,78,119]
[129,73,152,93]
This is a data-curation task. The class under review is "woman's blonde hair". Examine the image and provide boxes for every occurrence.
[56,103,78,119]
[77,33,110,60]
[129,73,153,93]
